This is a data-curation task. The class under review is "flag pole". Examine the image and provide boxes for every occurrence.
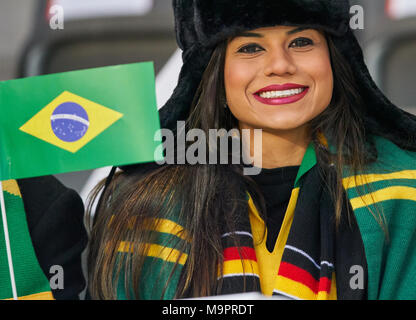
[0,181,18,300]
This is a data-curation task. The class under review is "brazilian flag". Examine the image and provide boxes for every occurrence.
[0,62,162,180]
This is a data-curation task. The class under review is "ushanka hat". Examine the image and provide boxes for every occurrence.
[158,0,416,151]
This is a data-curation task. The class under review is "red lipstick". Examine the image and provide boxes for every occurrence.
[253,83,309,106]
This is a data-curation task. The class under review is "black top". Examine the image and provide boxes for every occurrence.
[250,166,300,253]
[17,176,87,300]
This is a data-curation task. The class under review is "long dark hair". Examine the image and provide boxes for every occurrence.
[86,32,385,299]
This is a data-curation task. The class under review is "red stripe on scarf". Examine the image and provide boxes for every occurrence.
[223,247,257,261]
[278,262,331,294]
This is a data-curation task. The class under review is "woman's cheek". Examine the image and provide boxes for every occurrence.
[305,53,334,109]
[225,59,257,106]
[319,61,334,107]
[224,62,241,106]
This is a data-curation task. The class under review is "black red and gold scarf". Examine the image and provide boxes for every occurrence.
[218,145,368,300]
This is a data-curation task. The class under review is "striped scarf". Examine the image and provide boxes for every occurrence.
[218,162,364,300]
[0,180,53,300]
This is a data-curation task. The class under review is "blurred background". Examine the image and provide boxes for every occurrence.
[0,0,415,200]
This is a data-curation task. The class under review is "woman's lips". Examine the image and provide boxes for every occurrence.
[253,86,309,106]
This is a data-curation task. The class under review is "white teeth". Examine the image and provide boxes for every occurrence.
[259,88,305,99]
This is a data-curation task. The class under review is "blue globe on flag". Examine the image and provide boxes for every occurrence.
[51,102,90,142]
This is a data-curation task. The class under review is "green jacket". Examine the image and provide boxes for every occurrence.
[341,135,416,299]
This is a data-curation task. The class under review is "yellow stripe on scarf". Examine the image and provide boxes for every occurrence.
[108,216,190,242]
[220,260,260,279]
[247,188,300,296]
[275,272,337,300]
[118,242,188,265]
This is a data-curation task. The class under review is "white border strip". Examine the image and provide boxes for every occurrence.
[51,114,90,126]
[284,245,334,270]
[272,289,302,300]
[218,273,260,280]
[221,231,253,239]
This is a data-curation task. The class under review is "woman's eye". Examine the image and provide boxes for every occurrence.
[289,37,314,48]
[237,44,264,54]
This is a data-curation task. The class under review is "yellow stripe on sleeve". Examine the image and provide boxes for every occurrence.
[348,186,416,210]
[343,170,416,190]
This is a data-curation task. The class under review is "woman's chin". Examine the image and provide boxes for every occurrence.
[254,121,307,133]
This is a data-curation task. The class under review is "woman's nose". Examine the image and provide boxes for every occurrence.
[263,48,297,76]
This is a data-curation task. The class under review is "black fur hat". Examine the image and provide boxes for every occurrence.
[159,0,416,151]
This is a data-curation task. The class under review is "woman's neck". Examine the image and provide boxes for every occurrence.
[239,123,311,169]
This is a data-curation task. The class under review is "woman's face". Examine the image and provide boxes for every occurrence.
[224,25,333,133]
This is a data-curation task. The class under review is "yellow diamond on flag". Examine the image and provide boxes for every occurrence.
[19,91,123,153]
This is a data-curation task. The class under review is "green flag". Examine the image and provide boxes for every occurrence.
[0,62,162,180]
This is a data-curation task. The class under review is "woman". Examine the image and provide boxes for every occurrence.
[87,0,416,300]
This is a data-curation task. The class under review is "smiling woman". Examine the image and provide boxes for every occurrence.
[225,26,334,168]
[87,0,416,301]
